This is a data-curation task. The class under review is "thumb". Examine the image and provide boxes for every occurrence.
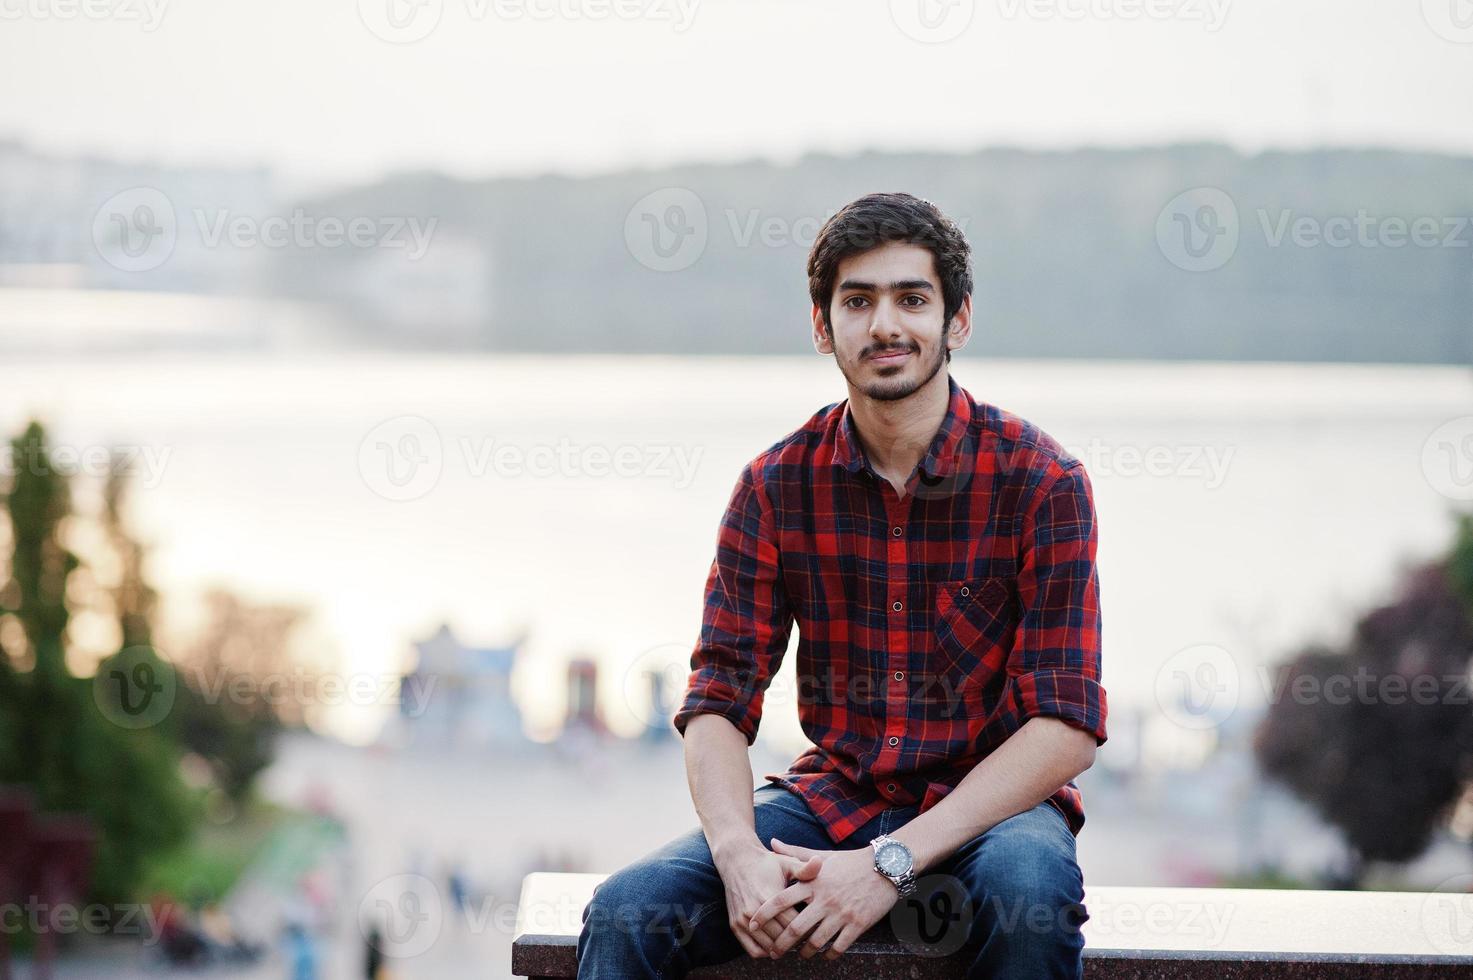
[788,854,823,881]
[770,837,811,858]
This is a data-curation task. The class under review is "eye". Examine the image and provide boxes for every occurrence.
[843,296,869,309]
[900,294,926,307]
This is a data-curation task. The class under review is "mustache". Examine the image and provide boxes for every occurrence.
[865,344,916,359]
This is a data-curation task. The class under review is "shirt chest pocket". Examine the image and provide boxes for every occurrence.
[932,577,1015,688]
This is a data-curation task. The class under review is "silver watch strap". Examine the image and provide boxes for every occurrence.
[870,834,917,898]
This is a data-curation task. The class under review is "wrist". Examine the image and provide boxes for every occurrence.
[709,831,764,871]
[869,834,918,899]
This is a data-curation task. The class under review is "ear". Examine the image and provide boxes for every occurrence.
[812,303,834,355]
[946,294,973,354]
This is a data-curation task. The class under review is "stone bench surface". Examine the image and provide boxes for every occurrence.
[512,872,1473,979]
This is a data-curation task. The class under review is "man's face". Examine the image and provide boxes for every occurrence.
[812,241,970,402]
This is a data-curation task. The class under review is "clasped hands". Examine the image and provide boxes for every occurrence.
[718,836,899,961]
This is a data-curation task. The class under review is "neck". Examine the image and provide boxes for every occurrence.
[846,370,951,481]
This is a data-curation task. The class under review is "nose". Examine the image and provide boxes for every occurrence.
[868,296,904,345]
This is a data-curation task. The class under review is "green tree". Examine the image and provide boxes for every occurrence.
[0,421,193,904]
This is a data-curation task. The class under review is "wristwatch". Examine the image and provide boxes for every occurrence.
[869,834,917,899]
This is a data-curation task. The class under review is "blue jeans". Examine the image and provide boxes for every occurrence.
[577,783,1088,978]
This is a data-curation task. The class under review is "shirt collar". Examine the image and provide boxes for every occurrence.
[833,374,974,481]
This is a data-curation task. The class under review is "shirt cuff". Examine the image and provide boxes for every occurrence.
[1009,668,1109,746]
[672,666,763,745]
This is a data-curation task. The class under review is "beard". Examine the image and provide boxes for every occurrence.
[834,323,950,403]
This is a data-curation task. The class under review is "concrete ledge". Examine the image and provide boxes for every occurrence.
[512,872,1473,978]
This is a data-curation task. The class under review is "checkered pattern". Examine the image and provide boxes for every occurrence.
[673,374,1108,844]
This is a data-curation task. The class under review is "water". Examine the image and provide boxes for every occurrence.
[3,352,1470,749]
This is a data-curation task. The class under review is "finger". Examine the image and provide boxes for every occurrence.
[742,905,782,955]
[754,906,796,948]
[728,913,766,959]
[770,905,822,958]
[824,922,862,960]
[769,838,818,860]
[748,882,811,933]
[801,918,844,960]
[729,921,765,959]
[780,854,823,882]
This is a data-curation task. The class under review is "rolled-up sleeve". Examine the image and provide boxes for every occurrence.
[672,461,794,746]
[1003,461,1109,746]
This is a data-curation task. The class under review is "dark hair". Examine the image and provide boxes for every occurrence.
[806,192,973,335]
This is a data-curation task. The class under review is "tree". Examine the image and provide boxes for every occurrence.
[0,421,193,904]
[1254,520,1473,888]
[174,589,312,801]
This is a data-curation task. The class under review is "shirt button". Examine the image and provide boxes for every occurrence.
[892,600,903,612]
[893,671,904,681]
[888,736,900,746]
[887,783,897,793]
[960,586,970,597]
[892,526,902,537]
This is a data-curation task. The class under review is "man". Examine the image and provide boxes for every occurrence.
[578,192,1107,978]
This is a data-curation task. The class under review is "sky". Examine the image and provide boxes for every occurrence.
[1,0,1471,187]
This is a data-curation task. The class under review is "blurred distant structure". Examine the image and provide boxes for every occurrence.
[641,668,674,744]
[563,658,608,739]
[396,623,526,749]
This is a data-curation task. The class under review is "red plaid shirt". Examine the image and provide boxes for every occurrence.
[673,374,1108,844]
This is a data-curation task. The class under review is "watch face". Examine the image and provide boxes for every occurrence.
[876,841,912,876]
